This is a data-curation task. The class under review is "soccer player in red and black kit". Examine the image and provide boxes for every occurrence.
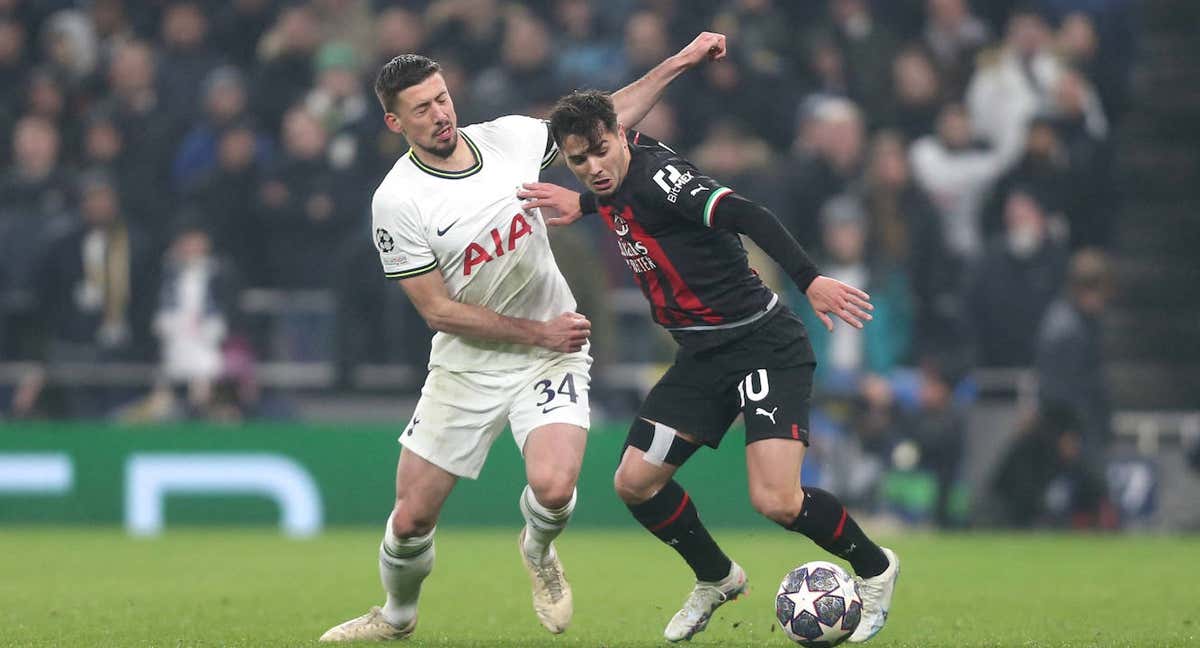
[519,91,899,643]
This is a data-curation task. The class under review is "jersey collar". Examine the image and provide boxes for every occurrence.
[406,131,482,179]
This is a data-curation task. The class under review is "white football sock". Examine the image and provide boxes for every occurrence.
[378,514,434,627]
[519,484,576,562]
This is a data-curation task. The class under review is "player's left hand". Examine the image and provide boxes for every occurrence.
[519,182,584,226]
[805,276,874,331]
[674,32,727,68]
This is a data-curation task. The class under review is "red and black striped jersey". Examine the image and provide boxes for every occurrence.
[593,129,781,350]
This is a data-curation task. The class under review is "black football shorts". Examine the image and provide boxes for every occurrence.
[636,309,815,449]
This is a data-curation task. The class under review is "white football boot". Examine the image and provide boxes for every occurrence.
[664,561,748,642]
[848,547,899,643]
[518,528,574,634]
[318,606,415,642]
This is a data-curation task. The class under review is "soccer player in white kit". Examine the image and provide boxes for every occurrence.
[319,33,728,642]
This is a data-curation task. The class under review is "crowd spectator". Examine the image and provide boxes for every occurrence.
[252,5,320,134]
[187,122,269,283]
[101,40,176,241]
[257,107,351,289]
[711,0,792,78]
[676,52,790,152]
[211,0,275,68]
[860,130,957,344]
[551,0,624,90]
[374,7,426,72]
[35,171,156,357]
[801,34,851,101]
[899,351,969,528]
[991,404,1117,529]
[691,119,781,212]
[1036,248,1114,458]
[173,66,272,192]
[79,111,133,199]
[966,188,1068,367]
[303,41,374,181]
[425,0,504,73]
[910,102,1022,261]
[0,20,30,135]
[923,0,990,97]
[30,171,156,416]
[39,9,98,93]
[982,115,1072,242]
[0,116,71,361]
[88,0,136,65]
[1042,2,1136,122]
[159,1,223,124]
[23,68,77,160]
[471,9,560,118]
[967,10,1051,143]
[621,9,671,81]
[154,222,237,417]
[815,0,899,119]
[883,45,943,141]
[0,115,70,223]
[799,195,913,394]
[309,0,375,64]
[788,97,866,249]
[1048,69,1114,247]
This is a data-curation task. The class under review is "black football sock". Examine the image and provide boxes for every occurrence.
[627,480,732,582]
[785,487,889,579]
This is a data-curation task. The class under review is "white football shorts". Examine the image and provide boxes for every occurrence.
[398,350,592,479]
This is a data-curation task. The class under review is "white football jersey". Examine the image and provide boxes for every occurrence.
[372,115,577,371]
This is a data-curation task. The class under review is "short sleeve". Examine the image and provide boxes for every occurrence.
[539,120,560,169]
[492,115,558,170]
[641,157,734,228]
[373,195,438,280]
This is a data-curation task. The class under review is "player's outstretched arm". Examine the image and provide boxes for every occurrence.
[711,194,873,331]
[396,271,591,352]
[518,182,586,226]
[611,31,726,128]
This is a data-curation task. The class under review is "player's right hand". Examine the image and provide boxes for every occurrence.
[519,183,584,226]
[538,312,591,353]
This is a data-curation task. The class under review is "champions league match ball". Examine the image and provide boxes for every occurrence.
[775,561,862,646]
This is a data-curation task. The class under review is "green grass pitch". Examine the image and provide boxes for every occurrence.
[1,528,1196,647]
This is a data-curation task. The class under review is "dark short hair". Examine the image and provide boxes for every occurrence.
[374,54,441,113]
[548,90,618,148]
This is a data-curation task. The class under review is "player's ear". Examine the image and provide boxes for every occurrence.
[384,112,405,136]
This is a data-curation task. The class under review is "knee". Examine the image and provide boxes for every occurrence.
[390,501,437,538]
[527,470,577,510]
[750,488,804,526]
[613,465,659,505]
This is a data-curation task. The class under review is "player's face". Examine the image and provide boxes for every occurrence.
[387,73,458,158]
[561,125,630,197]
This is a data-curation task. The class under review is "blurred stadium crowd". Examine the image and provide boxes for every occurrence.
[0,0,1142,526]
